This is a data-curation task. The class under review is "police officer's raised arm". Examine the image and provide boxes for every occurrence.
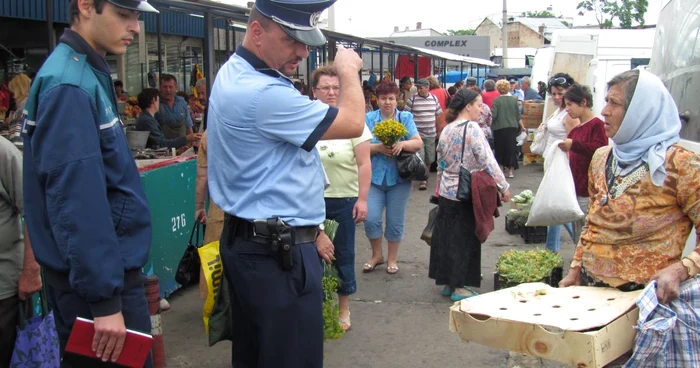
[319,45,365,141]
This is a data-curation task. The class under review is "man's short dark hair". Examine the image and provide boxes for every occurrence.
[114,80,124,88]
[137,88,159,110]
[160,74,177,85]
[399,76,412,85]
[247,7,272,28]
[69,0,107,25]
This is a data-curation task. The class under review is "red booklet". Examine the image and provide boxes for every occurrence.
[65,317,153,368]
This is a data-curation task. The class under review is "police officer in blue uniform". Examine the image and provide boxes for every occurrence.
[207,0,365,366]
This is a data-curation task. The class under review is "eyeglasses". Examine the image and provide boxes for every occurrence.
[549,77,570,88]
[314,86,340,92]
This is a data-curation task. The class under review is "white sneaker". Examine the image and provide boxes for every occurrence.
[159,298,170,311]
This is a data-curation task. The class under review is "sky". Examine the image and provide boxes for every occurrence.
[214,0,667,38]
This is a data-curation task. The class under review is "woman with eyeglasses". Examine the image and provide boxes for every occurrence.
[313,65,374,331]
[542,73,581,252]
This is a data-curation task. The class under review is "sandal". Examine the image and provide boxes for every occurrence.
[418,181,428,191]
[362,258,385,273]
[386,265,399,275]
[339,312,351,331]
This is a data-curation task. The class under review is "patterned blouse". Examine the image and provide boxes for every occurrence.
[436,120,509,201]
[571,145,700,286]
[477,104,493,140]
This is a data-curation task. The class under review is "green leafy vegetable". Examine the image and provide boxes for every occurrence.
[496,249,563,285]
[322,219,344,340]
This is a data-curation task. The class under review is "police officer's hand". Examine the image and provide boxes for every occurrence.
[187,133,203,142]
[315,232,335,264]
[334,45,364,72]
[93,312,127,363]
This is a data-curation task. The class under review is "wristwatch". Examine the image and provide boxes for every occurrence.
[315,223,325,241]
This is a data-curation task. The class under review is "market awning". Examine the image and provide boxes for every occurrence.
[401,46,498,67]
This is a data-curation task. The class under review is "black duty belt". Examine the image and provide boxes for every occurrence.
[233,217,319,245]
[228,216,320,271]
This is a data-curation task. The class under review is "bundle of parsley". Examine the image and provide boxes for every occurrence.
[322,219,344,340]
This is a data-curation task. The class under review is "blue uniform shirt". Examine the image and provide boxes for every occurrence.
[156,96,193,129]
[207,46,338,226]
[365,109,419,186]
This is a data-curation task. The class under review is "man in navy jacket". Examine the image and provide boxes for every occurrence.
[21,0,158,365]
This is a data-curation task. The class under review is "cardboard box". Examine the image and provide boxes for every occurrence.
[524,101,545,117]
[522,116,542,129]
[523,153,545,165]
[449,283,642,368]
[522,141,532,154]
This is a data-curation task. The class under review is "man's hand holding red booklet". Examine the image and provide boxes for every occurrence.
[66,317,153,368]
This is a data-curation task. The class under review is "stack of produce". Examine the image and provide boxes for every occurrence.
[495,248,563,289]
[123,97,142,120]
[322,219,344,340]
[507,190,534,227]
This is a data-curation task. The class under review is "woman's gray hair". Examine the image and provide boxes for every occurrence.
[484,79,496,92]
[607,70,639,112]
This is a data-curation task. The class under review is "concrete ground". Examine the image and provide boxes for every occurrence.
[160,163,580,368]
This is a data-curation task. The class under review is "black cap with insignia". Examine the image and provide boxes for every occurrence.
[255,0,337,47]
[106,0,158,13]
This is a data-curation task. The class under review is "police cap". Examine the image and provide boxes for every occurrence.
[106,0,158,13]
[466,77,477,86]
[255,0,337,47]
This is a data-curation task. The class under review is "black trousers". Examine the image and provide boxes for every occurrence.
[0,295,21,368]
[220,217,324,368]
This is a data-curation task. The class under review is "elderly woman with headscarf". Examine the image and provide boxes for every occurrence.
[560,70,700,305]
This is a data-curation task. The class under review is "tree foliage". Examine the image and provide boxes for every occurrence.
[447,29,475,35]
[576,0,648,29]
[521,10,556,18]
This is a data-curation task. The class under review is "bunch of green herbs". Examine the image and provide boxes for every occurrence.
[322,219,344,340]
[496,249,563,285]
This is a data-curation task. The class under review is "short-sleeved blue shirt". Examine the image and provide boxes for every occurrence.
[207,46,338,226]
[156,96,193,129]
[365,109,419,186]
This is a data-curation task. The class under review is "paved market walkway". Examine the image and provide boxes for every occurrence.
[160,163,579,368]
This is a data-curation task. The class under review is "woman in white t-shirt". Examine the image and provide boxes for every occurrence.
[313,66,373,332]
[542,73,580,252]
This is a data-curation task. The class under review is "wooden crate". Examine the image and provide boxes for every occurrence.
[449,283,642,368]
[522,115,542,129]
[524,101,545,117]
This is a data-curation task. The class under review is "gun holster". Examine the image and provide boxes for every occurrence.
[255,218,294,271]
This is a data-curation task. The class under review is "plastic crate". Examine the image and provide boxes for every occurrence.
[505,215,520,235]
[493,267,563,291]
[520,225,547,244]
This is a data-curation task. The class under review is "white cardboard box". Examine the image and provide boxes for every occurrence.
[449,283,642,368]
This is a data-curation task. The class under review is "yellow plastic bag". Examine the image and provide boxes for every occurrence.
[198,240,222,334]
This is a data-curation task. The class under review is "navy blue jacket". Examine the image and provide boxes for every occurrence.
[135,111,188,149]
[22,30,152,317]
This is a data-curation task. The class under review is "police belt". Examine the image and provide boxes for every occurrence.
[232,217,319,245]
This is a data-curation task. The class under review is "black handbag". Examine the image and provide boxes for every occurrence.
[175,223,203,286]
[394,113,429,181]
[456,122,472,202]
[420,206,439,246]
[397,151,429,181]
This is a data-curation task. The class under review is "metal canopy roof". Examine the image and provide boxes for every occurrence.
[405,46,498,67]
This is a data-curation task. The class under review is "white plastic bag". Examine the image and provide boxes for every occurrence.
[526,141,584,226]
[530,122,548,155]
[516,131,527,146]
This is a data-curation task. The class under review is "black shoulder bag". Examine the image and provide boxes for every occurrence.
[456,122,473,202]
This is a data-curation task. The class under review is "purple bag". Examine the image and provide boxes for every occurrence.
[10,287,60,367]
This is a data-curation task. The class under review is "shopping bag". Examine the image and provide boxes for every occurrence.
[530,122,548,155]
[10,284,60,367]
[526,141,584,226]
[198,240,222,335]
[420,206,439,246]
[207,276,233,347]
[175,223,202,286]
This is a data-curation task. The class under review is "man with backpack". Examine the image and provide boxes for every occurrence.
[405,78,443,190]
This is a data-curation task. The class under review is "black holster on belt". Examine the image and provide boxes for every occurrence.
[259,218,294,271]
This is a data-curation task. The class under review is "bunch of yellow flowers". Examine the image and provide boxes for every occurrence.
[372,119,408,146]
